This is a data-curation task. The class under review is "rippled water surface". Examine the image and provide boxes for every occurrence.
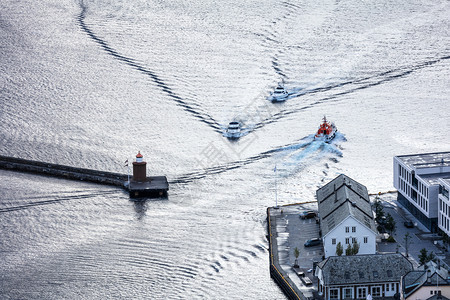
[1,0,449,298]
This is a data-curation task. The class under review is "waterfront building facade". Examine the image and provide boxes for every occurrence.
[439,178,450,236]
[317,174,377,258]
[393,152,450,233]
[316,253,413,300]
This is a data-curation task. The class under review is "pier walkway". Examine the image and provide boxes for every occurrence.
[0,155,168,197]
[267,203,323,300]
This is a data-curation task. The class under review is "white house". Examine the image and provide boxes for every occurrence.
[393,151,450,232]
[316,253,413,300]
[317,174,377,258]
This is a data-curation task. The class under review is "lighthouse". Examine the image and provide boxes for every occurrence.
[132,151,147,182]
[127,151,168,198]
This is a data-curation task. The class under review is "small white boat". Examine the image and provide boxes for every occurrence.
[269,84,289,102]
[226,121,241,139]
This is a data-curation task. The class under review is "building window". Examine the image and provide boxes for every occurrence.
[345,226,349,233]
[343,287,353,298]
[352,226,356,233]
[386,283,390,291]
[332,238,336,245]
[372,286,381,297]
[391,283,395,291]
[357,287,367,298]
[364,236,368,243]
[352,237,357,244]
[330,288,339,299]
[345,238,350,244]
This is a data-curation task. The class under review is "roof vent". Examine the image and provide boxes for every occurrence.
[351,202,357,207]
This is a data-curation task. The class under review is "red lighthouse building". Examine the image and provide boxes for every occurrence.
[128,151,169,198]
[132,151,147,182]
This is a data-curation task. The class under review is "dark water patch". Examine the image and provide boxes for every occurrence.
[0,191,119,213]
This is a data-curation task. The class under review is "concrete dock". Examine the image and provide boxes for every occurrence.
[0,155,168,197]
[267,203,323,300]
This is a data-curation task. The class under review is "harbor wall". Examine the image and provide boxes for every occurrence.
[0,155,127,187]
[267,207,307,300]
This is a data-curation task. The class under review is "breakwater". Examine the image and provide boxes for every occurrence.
[0,155,127,187]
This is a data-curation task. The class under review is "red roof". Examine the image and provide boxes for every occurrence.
[136,151,143,158]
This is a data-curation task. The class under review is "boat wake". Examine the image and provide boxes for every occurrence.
[272,133,345,178]
[0,190,120,213]
[76,0,223,134]
[171,132,346,185]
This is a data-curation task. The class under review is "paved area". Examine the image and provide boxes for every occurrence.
[268,193,450,300]
[375,193,448,268]
[269,203,322,299]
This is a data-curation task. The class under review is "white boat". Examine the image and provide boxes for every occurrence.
[226,121,241,139]
[269,84,289,102]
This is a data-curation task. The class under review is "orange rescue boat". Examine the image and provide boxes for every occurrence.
[314,116,337,143]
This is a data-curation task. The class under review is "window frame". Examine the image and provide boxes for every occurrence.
[371,286,381,297]
[329,288,339,299]
[343,287,353,299]
[357,287,367,298]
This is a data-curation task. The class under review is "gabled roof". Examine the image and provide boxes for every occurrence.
[317,253,413,285]
[316,174,375,236]
[403,261,450,298]
[426,295,450,300]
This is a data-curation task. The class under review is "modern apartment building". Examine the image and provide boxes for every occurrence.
[393,151,450,233]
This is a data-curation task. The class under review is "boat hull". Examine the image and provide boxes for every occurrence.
[314,131,336,143]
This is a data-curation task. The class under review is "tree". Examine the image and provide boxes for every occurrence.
[336,242,343,256]
[374,198,385,223]
[294,247,300,268]
[385,213,396,235]
[418,248,436,266]
[345,243,352,256]
[351,241,360,255]
[419,248,429,266]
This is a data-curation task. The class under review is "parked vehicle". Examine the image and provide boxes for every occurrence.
[301,276,313,286]
[292,267,305,278]
[404,220,414,228]
[304,238,322,247]
[300,210,316,219]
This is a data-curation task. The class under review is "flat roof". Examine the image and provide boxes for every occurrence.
[420,172,450,185]
[440,177,450,187]
[396,151,450,169]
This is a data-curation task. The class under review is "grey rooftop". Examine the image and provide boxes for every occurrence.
[396,151,450,169]
[317,174,375,236]
[317,253,413,285]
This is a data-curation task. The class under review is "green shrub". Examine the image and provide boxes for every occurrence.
[386,235,396,243]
